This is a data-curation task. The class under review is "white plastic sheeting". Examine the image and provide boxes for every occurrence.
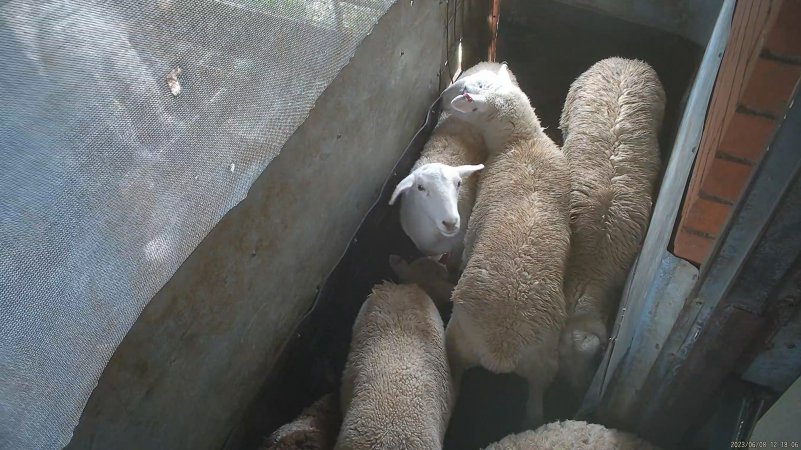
[0,0,394,448]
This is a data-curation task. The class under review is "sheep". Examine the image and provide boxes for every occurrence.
[482,420,662,450]
[442,63,572,428]
[335,282,453,450]
[390,62,517,272]
[262,393,341,450]
[388,254,455,317]
[556,57,665,399]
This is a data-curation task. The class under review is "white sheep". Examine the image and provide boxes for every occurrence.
[262,393,340,450]
[442,63,572,428]
[335,282,453,450]
[557,57,665,397]
[482,420,662,450]
[390,62,517,271]
[388,254,455,315]
[390,162,484,260]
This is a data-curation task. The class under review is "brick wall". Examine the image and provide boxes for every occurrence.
[673,0,801,266]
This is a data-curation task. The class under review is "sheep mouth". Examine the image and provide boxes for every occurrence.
[438,227,460,237]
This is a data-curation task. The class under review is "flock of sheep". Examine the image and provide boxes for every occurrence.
[265,57,666,450]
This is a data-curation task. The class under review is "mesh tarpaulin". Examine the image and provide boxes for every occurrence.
[0,0,394,448]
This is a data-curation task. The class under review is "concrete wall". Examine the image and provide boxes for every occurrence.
[66,1,449,448]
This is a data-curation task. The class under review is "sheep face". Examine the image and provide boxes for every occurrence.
[390,163,483,238]
[446,63,517,118]
[442,62,516,105]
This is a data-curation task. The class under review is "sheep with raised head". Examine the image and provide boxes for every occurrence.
[442,63,572,428]
[335,282,453,450]
[262,393,341,450]
[557,57,665,399]
[390,62,517,271]
[483,420,662,450]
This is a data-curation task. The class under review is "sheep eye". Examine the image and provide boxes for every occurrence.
[457,180,461,188]
[417,184,425,191]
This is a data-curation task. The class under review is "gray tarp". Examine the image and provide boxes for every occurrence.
[0,0,393,448]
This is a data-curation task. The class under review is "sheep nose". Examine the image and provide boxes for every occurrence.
[442,219,457,231]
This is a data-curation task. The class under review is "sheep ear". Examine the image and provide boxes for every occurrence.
[389,173,415,205]
[498,63,512,84]
[451,93,487,114]
[441,78,466,105]
[456,164,484,178]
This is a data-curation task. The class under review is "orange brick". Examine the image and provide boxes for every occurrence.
[741,58,801,117]
[674,228,716,266]
[683,198,732,236]
[765,0,801,58]
[701,158,754,203]
[719,113,777,162]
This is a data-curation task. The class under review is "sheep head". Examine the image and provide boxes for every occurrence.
[389,163,483,238]
[389,254,450,285]
[389,255,455,313]
[446,63,541,151]
[449,63,517,114]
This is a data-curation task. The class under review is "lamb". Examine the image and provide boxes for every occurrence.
[482,420,662,450]
[335,282,453,450]
[262,393,341,450]
[442,63,572,428]
[557,57,665,398]
[390,62,517,271]
[388,254,455,317]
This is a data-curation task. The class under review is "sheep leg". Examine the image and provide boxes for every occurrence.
[557,313,607,396]
[517,345,559,430]
[444,316,478,394]
[523,382,545,430]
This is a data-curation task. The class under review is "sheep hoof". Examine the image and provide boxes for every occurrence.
[558,317,608,394]
[571,329,601,356]
[521,406,545,431]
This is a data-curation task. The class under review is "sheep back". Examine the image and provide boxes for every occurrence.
[482,420,662,450]
[453,134,572,373]
[416,59,518,171]
[559,57,665,322]
[336,282,452,450]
